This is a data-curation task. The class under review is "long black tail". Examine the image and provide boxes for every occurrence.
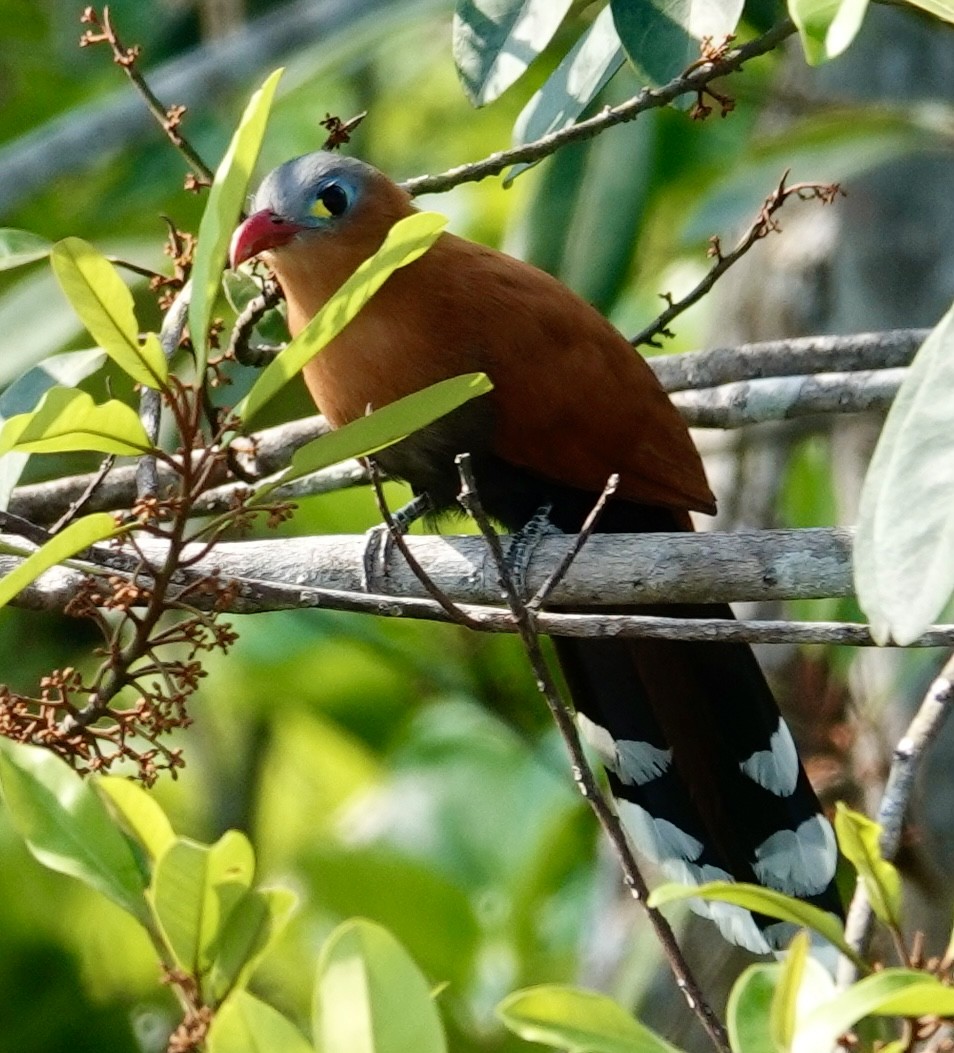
[552,507,841,953]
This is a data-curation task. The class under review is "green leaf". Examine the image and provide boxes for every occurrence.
[190,68,283,376]
[208,887,297,1003]
[95,775,175,862]
[0,740,149,922]
[0,348,107,509]
[610,0,742,88]
[207,990,312,1053]
[833,804,902,928]
[0,229,52,270]
[149,831,255,977]
[648,882,862,967]
[453,0,574,106]
[855,301,954,644]
[278,373,493,487]
[0,511,118,610]
[726,965,779,1053]
[797,969,954,1049]
[0,386,151,457]
[313,918,447,1053]
[789,0,869,64]
[512,5,624,155]
[49,238,168,389]
[497,985,680,1053]
[770,930,809,1052]
[900,0,954,23]
[235,211,447,424]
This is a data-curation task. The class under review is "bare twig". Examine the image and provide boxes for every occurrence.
[79,6,214,186]
[50,455,116,534]
[227,278,284,366]
[401,19,797,197]
[632,174,844,348]
[838,654,954,987]
[454,454,730,1053]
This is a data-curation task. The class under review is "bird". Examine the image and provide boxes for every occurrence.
[229,151,841,953]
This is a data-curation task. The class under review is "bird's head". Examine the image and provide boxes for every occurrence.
[229,151,414,270]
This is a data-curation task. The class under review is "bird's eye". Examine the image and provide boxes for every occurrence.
[310,182,350,219]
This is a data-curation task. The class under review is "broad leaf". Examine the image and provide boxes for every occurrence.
[855,302,954,644]
[726,965,779,1053]
[789,0,869,64]
[190,68,283,376]
[497,984,679,1053]
[278,373,493,487]
[453,0,574,106]
[834,804,902,928]
[0,229,51,270]
[207,990,312,1053]
[208,887,297,1003]
[149,831,255,978]
[50,238,167,389]
[0,386,151,457]
[512,5,625,155]
[0,740,149,922]
[798,969,954,1049]
[0,348,106,509]
[235,211,448,424]
[900,0,954,22]
[313,918,447,1053]
[611,0,742,88]
[96,775,175,862]
[648,881,861,967]
[0,511,119,610]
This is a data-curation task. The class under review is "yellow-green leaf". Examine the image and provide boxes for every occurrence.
[235,211,448,424]
[190,68,283,375]
[208,990,312,1053]
[771,930,810,1052]
[0,511,118,610]
[902,0,954,23]
[50,238,167,388]
[96,775,175,862]
[277,372,493,488]
[789,0,869,64]
[834,803,902,928]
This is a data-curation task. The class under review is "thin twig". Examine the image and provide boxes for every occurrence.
[454,454,730,1053]
[837,654,954,987]
[80,6,214,185]
[227,278,283,366]
[50,455,116,534]
[632,174,844,348]
[401,19,797,197]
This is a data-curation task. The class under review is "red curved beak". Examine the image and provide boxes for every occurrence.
[229,209,308,268]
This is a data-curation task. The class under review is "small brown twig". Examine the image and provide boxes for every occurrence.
[79,6,214,187]
[454,453,730,1053]
[320,111,368,151]
[529,473,619,610]
[632,171,843,348]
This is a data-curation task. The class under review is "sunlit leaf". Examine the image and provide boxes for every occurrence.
[855,302,954,644]
[208,887,297,1003]
[190,68,283,376]
[0,386,151,457]
[648,881,861,967]
[313,918,447,1053]
[0,348,106,509]
[512,5,624,159]
[96,775,175,862]
[149,831,255,976]
[789,0,869,64]
[0,229,51,271]
[49,238,167,389]
[901,0,954,23]
[770,930,809,1052]
[834,804,902,928]
[208,990,312,1053]
[277,373,492,487]
[235,211,448,424]
[0,740,149,922]
[497,984,679,1053]
[0,511,118,610]
[453,0,574,106]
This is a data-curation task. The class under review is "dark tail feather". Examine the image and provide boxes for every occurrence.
[552,509,841,953]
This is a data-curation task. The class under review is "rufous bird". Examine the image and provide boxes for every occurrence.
[230,151,840,952]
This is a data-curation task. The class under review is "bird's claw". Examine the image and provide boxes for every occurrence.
[361,493,432,592]
[504,503,562,598]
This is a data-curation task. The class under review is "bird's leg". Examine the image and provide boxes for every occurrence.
[362,492,432,592]
[504,503,563,598]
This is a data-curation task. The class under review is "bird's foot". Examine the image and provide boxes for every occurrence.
[361,493,432,591]
[504,503,562,598]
